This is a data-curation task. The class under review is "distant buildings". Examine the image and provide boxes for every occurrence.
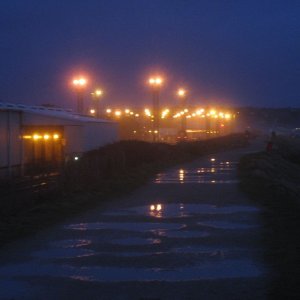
[0,102,118,178]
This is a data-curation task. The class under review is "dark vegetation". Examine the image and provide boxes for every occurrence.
[239,136,300,299]
[0,134,247,247]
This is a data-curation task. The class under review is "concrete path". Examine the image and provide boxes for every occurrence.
[0,144,268,299]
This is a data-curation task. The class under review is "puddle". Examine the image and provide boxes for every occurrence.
[32,248,95,259]
[171,245,234,255]
[155,178,239,184]
[163,230,210,238]
[197,221,259,230]
[65,222,183,232]
[104,204,260,218]
[0,156,266,298]
[50,239,92,248]
[111,237,161,245]
[98,251,157,257]
[0,279,33,299]
[0,259,264,282]
[65,258,265,280]
[155,161,238,184]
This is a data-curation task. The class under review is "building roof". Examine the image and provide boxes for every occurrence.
[0,102,115,124]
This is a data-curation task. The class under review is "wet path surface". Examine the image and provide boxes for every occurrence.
[0,147,268,299]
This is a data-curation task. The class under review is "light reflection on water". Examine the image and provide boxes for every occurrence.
[0,155,266,298]
[111,237,161,246]
[150,204,163,218]
[105,203,259,219]
[65,222,182,232]
[50,239,92,249]
[33,248,95,259]
[197,221,259,230]
[0,260,264,282]
[163,230,210,238]
[155,160,238,184]
[179,169,185,183]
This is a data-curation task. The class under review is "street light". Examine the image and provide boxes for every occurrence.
[72,77,87,114]
[149,76,163,142]
[91,89,103,118]
[177,88,188,139]
[177,88,186,97]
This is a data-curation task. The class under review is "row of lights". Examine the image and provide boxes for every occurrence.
[72,75,187,112]
[72,75,231,119]
[101,107,233,120]
[23,133,60,140]
[72,75,233,141]
[173,109,232,120]
[105,108,140,117]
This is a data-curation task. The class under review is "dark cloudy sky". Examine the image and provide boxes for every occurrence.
[0,0,299,109]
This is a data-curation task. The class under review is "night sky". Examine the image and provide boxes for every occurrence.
[0,0,299,109]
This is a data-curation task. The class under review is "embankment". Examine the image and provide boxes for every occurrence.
[239,136,300,299]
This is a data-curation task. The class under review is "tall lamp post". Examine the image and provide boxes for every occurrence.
[149,76,163,142]
[91,89,103,118]
[72,77,87,114]
[177,88,187,138]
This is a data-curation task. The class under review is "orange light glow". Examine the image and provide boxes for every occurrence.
[144,108,152,117]
[161,108,170,119]
[149,76,163,86]
[73,77,87,87]
[179,169,185,182]
[94,89,103,96]
[177,88,186,97]
[196,109,204,115]
[150,204,163,212]
[33,134,42,140]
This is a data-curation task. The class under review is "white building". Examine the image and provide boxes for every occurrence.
[0,102,119,178]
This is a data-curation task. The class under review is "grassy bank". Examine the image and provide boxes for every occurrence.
[0,134,247,247]
[238,137,300,299]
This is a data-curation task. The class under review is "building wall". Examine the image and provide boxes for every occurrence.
[1,109,119,177]
[0,111,22,177]
[64,125,84,156]
[22,112,75,126]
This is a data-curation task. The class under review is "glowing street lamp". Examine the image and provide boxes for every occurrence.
[177,88,186,97]
[149,76,163,142]
[72,77,87,114]
[177,88,188,138]
[91,88,103,118]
